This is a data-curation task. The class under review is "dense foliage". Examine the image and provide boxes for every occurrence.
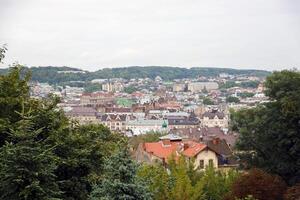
[231,70,300,185]
[90,146,152,200]
[138,156,240,200]
[0,67,123,199]
[225,168,286,200]
[226,96,240,103]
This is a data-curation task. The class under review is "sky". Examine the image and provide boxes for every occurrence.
[0,0,299,71]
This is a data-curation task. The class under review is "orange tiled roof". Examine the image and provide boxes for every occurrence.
[144,141,180,160]
[143,140,207,161]
[182,142,207,157]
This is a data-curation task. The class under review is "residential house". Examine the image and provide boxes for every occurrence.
[136,134,218,169]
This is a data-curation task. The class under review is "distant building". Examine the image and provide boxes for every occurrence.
[200,109,228,128]
[173,83,186,92]
[167,115,200,129]
[188,82,218,93]
[102,82,124,92]
[126,119,168,135]
[100,114,128,131]
[80,92,114,106]
[66,106,99,125]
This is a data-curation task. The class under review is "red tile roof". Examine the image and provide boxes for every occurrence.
[182,142,207,157]
[143,140,207,161]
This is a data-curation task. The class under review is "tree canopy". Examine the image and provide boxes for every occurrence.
[231,70,300,185]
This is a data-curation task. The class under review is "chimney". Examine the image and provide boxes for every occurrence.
[199,135,203,142]
[183,143,189,150]
[212,137,220,145]
[162,139,171,146]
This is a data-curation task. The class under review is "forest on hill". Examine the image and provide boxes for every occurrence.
[0,66,270,84]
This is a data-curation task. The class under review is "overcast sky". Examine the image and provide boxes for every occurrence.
[0,0,299,71]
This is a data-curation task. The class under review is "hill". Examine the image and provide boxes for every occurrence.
[0,66,271,84]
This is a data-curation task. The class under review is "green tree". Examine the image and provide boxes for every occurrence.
[124,86,138,94]
[0,66,124,199]
[203,97,214,105]
[231,70,300,185]
[0,108,61,200]
[238,92,255,98]
[226,96,240,103]
[200,166,239,200]
[89,146,152,200]
[138,164,171,200]
[0,44,7,63]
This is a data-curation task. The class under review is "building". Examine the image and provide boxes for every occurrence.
[201,109,228,128]
[100,114,128,131]
[136,134,219,169]
[126,119,168,135]
[102,82,124,92]
[188,82,218,93]
[167,116,200,129]
[66,106,99,125]
[80,92,115,106]
[173,83,186,92]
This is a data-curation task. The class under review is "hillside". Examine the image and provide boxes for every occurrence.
[0,66,271,84]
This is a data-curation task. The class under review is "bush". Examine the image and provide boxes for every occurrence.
[284,184,300,200]
[227,168,286,200]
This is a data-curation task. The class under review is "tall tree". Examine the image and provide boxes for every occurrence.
[231,70,300,185]
[0,108,61,200]
[89,146,152,200]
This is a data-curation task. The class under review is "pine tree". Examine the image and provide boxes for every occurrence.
[0,109,61,200]
[89,146,152,200]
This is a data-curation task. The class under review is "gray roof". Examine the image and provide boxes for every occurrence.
[66,107,98,117]
[202,110,225,119]
[159,134,182,141]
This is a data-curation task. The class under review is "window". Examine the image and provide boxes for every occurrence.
[209,159,214,167]
[199,160,204,169]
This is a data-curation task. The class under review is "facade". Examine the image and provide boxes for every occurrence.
[201,110,228,128]
[100,114,128,131]
[136,134,219,169]
[102,82,124,92]
[173,83,186,92]
[167,115,200,129]
[188,82,218,93]
[66,106,99,125]
[80,92,114,106]
[126,119,168,135]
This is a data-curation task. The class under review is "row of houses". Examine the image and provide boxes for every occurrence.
[65,106,228,134]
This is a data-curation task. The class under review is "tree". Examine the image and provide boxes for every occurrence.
[124,86,138,94]
[138,164,171,200]
[54,124,122,200]
[226,169,286,200]
[0,44,7,63]
[238,92,255,98]
[240,81,259,88]
[200,166,239,200]
[0,108,61,200]
[226,96,240,103]
[231,70,300,185]
[203,97,214,105]
[89,146,152,200]
[0,66,124,199]
[284,184,300,200]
